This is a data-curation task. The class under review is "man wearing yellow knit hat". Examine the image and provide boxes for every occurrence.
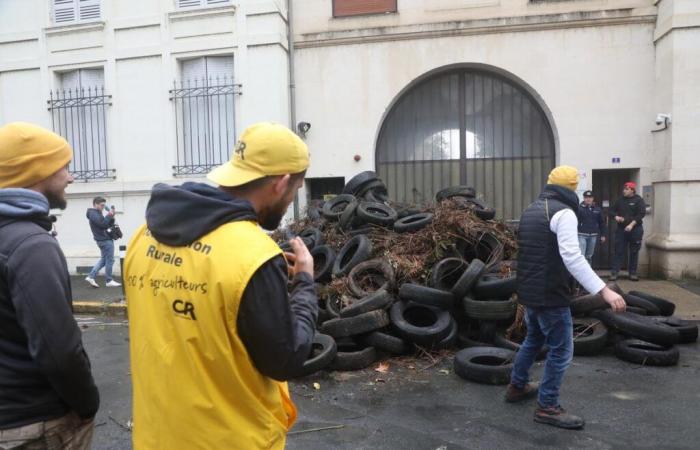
[506,165,625,430]
[0,123,99,448]
[126,122,317,449]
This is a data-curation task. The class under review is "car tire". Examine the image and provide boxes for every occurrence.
[398,283,455,310]
[572,318,609,356]
[347,259,395,298]
[393,213,434,233]
[453,346,515,385]
[462,297,517,321]
[356,202,398,226]
[330,346,378,371]
[614,339,679,366]
[340,289,394,318]
[322,194,357,221]
[646,316,698,344]
[362,330,411,355]
[332,235,373,277]
[435,186,476,202]
[298,333,337,377]
[343,171,379,195]
[451,259,486,299]
[628,290,676,317]
[320,309,390,338]
[592,310,680,346]
[429,258,468,292]
[310,245,336,282]
[473,275,517,300]
[389,301,453,346]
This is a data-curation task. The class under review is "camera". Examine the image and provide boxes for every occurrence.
[297,121,311,136]
[655,113,671,126]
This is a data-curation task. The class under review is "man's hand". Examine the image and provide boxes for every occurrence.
[615,216,625,223]
[624,220,636,232]
[600,236,606,243]
[284,237,314,278]
[600,286,626,313]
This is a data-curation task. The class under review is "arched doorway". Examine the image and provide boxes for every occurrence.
[376,67,556,220]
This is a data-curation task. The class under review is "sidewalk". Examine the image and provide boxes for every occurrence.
[70,274,700,319]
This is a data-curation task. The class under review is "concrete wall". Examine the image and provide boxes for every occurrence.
[0,0,292,273]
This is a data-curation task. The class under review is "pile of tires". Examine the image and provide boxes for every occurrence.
[569,286,695,367]
[280,172,520,377]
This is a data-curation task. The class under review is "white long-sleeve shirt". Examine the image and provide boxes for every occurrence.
[550,208,606,295]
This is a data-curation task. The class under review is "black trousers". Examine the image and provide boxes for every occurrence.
[612,225,643,275]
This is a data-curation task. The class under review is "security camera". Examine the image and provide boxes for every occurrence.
[655,113,671,126]
[297,122,311,136]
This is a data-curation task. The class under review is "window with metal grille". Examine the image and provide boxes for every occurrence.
[48,68,114,182]
[333,0,397,17]
[176,0,231,9]
[376,69,556,220]
[52,0,101,25]
[170,56,241,176]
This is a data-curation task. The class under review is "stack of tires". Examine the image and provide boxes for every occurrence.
[569,286,696,367]
[285,172,518,377]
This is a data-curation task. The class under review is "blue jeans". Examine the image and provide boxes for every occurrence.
[612,225,643,275]
[89,239,114,282]
[510,306,573,408]
[577,234,598,265]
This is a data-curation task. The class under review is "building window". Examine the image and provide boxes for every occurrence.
[333,0,397,18]
[376,69,556,220]
[170,56,241,176]
[48,68,114,182]
[52,0,101,25]
[176,0,231,9]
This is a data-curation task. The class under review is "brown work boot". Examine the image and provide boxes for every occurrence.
[505,382,539,403]
[534,405,585,430]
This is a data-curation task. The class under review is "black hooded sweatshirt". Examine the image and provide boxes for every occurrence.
[144,182,318,381]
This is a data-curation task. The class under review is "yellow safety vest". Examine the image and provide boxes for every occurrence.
[125,221,297,450]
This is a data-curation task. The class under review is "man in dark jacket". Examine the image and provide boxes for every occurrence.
[609,182,646,281]
[0,122,99,449]
[85,196,120,288]
[506,166,625,430]
[125,123,317,449]
[577,190,606,265]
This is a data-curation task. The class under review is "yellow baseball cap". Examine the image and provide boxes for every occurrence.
[207,122,309,187]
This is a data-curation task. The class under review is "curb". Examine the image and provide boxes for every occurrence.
[74,300,127,316]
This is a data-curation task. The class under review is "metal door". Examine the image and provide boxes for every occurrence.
[591,169,636,269]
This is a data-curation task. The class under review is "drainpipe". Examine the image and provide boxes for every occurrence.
[287,0,300,219]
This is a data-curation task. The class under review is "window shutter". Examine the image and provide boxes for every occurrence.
[78,0,101,21]
[79,69,105,89]
[60,70,81,90]
[178,0,203,8]
[182,58,207,84]
[53,0,77,24]
[204,56,234,84]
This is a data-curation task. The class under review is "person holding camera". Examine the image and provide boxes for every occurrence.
[85,196,121,287]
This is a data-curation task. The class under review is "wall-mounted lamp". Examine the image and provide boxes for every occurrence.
[653,113,671,132]
[297,121,311,138]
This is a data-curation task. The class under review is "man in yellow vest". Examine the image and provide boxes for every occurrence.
[125,122,318,450]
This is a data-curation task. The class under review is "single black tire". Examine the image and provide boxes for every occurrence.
[398,283,455,310]
[393,213,434,233]
[451,259,487,299]
[343,171,379,195]
[396,207,423,219]
[614,339,679,366]
[389,301,453,346]
[572,318,609,356]
[363,331,411,355]
[473,275,517,300]
[623,294,661,316]
[340,289,394,318]
[457,327,494,349]
[474,207,496,221]
[477,320,498,343]
[298,333,337,376]
[311,245,336,282]
[629,291,676,316]
[299,227,324,248]
[330,346,378,371]
[307,206,321,220]
[646,316,698,344]
[326,295,342,318]
[626,306,648,316]
[322,194,357,221]
[430,258,468,292]
[453,346,515,385]
[493,334,548,361]
[570,294,608,316]
[320,309,389,338]
[435,186,476,202]
[338,198,359,231]
[332,235,373,277]
[363,189,388,204]
[463,297,517,321]
[346,225,374,236]
[592,310,680,347]
[356,202,398,226]
[347,259,395,298]
[435,318,458,349]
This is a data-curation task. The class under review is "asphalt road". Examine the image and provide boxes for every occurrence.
[81,316,700,450]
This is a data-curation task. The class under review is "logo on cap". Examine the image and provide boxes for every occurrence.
[234,141,246,160]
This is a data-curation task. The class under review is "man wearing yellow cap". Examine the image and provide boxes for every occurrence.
[506,166,625,430]
[125,122,318,449]
[0,123,99,448]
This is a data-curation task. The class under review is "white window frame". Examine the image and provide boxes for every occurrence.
[175,0,232,10]
[52,0,101,26]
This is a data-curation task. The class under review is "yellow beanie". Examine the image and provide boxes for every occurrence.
[547,165,579,191]
[0,122,72,188]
